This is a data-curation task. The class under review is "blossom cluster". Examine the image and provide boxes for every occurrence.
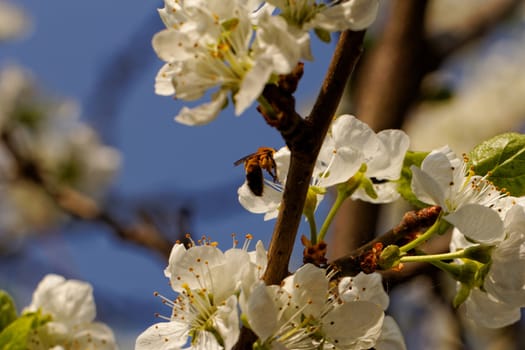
[152,0,379,125]
[410,146,525,328]
[135,238,405,349]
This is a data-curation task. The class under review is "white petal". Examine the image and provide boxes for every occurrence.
[322,301,384,348]
[291,264,328,317]
[351,182,400,204]
[485,205,525,306]
[214,295,240,350]
[311,0,379,31]
[444,204,504,243]
[135,321,188,350]
[165,245,225,292]
[464,289,521,328]
[245,282,279,341]
[238,182,282,218]
[174,90,228,126]
[152,30,193,62]
[368,130,410,180]
[234,58,272,115]
[410,165,444,207]
[332,115,378,153]
[375,316,407,350]
[420,150,455,193]
[154,63,177,96]
[164,243,187,280]
[339,272,389,310]
[71,322,118,350]
[485,230,525,306]
[26,274,96,324]
[315,146,363,188]
[192,331,223,350]
[255,14,301,73]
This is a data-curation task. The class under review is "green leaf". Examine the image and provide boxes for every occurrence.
[0,311,50,350]
[396,151,429,208]
[0,291,17,332]
[468,133,525,196]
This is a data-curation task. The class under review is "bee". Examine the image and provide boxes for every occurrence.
[234,147,278,196]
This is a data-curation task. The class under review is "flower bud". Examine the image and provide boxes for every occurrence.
[379,245,401,269]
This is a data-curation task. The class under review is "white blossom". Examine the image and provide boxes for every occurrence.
[450,204,525,328]
[268,0,379,34]
[316,115,409,203]
[23,274,118,350]
[411,146,507,243]
[136,238,267,350]
[152,0,302,125]
[243,264,387,349]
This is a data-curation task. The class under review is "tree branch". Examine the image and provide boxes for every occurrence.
[330,206,441,277]
[263,30,366,285]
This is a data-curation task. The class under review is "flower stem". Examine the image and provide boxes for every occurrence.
[318,177,361,242]
[399,214,449,253]
[305,211,318,244]
[400,250,465,263]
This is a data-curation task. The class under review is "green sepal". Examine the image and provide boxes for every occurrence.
[450,260,482,308]
[0,290,17,332]
[453,282,471,308]
[396,151,429,208]
[0,310,50,350]
[468,132,525,196]
[359,176,377,199]
[303,187,319,216]
[463,245,494,264]
[314,28,331,43]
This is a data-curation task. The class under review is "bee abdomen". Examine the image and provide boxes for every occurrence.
[246,164,264,196]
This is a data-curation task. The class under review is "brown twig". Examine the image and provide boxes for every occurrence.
[330,206,441,277]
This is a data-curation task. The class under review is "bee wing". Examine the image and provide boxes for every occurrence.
[234,147,277,166]
[234,153,255,166]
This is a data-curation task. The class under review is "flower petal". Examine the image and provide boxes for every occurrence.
[410,165,445,207]
[375,316,407,350]
[70,322,118,350]
[368,129,409,180]
[464,289,521,329]
[322,301,384,348]
[339,272,389,310]
[25,274,96,325]
[245,282,279,341]
[234,58,272,115]
[444,204,504,243]
[238,182,282,220]
[135,321,188,350]
[174,89,228,126]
